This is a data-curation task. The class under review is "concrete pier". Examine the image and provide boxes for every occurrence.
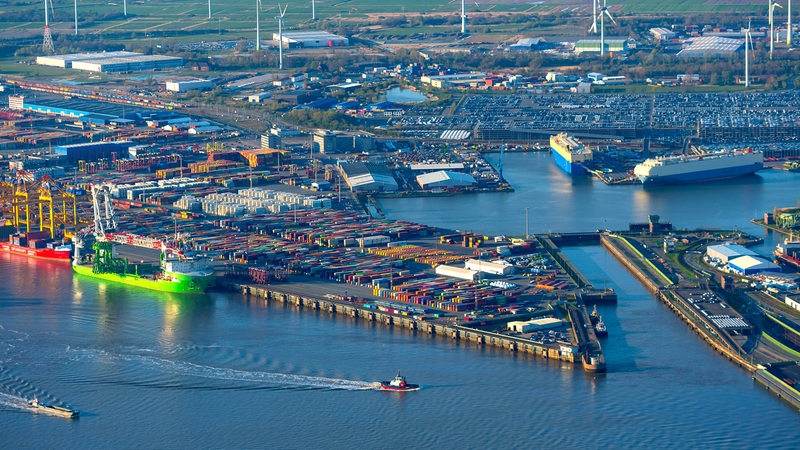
[227,282,581,366]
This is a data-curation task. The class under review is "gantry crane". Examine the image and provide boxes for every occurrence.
[1,172,91,237]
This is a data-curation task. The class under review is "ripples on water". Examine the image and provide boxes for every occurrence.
[2,155,800,447]
[66,347,379,391]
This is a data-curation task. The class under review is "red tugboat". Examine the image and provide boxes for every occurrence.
[380,371,420,392]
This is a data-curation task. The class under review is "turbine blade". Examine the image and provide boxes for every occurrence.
[604,10,616,25]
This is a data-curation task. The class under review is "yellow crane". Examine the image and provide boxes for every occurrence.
[1,173,91,238]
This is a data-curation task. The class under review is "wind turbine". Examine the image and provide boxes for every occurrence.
[256,0,262,51]
[595,0,616,56]
[744,20,753,87]
[43,0,54,54]
[589,0,598,35]
[277,3,288,69]
[770,0,783,60]
[788,0,793,45]
[74,0,78,35]
[124,0,127,16]
[209,0,212,20]
[461,0,467,34]
[312,0,316,20]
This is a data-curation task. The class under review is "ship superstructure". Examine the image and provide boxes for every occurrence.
[549,133,593,175]
[774,237,800,270]
[633,149,763,185]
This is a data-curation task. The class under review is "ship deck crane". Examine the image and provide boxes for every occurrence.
[81,183,182,255]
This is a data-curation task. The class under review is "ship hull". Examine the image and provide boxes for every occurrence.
[774,253,800,270]
[550,148,588,175]
[30,403,79,419]
[582,353,607,373]
[638,162,763,185]
[72,263,215,293]
[0,242,72,261]
[379,383,420,392]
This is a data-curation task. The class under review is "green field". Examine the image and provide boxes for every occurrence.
[0,0,784,78]
[3,0,771,38]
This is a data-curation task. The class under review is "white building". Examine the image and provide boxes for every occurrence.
[785,294,800,311]
[37,51,138,68]
[166,79,214,93]
[416,171,476,190]
[274,31,349,47]
[650,27,677,41]
[508,317,562,333]
[248,92,272,103]
[706,244,757,264]
[63,53,183,73]
[339,162,398,192]
[465,259,514,276]
[435,265,480,281]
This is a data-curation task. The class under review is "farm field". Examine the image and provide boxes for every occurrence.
[3,0,768,38]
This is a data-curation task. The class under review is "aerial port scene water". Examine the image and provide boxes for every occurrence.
[2,0,800,448]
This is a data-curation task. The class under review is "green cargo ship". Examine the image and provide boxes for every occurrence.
[73,241,215,294]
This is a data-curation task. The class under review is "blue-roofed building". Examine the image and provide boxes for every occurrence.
[81,113,117,125]
[367,101,394,111]
[10,96,93,119]
[333,100,361,110]
[296,97,338,110]
[727,256,781,275]
[54,141,132,163]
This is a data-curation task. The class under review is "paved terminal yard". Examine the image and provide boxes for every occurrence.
[99,205,613,371]
[57,197,800,401]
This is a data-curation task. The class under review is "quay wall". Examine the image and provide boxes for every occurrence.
[599,233,663,293]
[538,235,593,288]
[599,235,756,371]
[227,282,581,366]
[753,368,800,412]
[657,290,756,372]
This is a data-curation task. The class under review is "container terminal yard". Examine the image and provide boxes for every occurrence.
[2,86,800,409]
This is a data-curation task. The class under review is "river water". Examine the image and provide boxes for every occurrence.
[1,152,799,448]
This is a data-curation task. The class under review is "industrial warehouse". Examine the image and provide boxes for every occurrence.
[705,243,781,275]
[36,51,183,73]
[272,31,349,47]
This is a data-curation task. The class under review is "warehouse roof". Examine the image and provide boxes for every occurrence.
[728,255,780,272]
[677,36,743,57]
[416,170,476,188]
[707,243,757,259]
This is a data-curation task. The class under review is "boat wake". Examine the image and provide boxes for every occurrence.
[0,392,28,409]
[73,349,379,391]
[0,392,44,415]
